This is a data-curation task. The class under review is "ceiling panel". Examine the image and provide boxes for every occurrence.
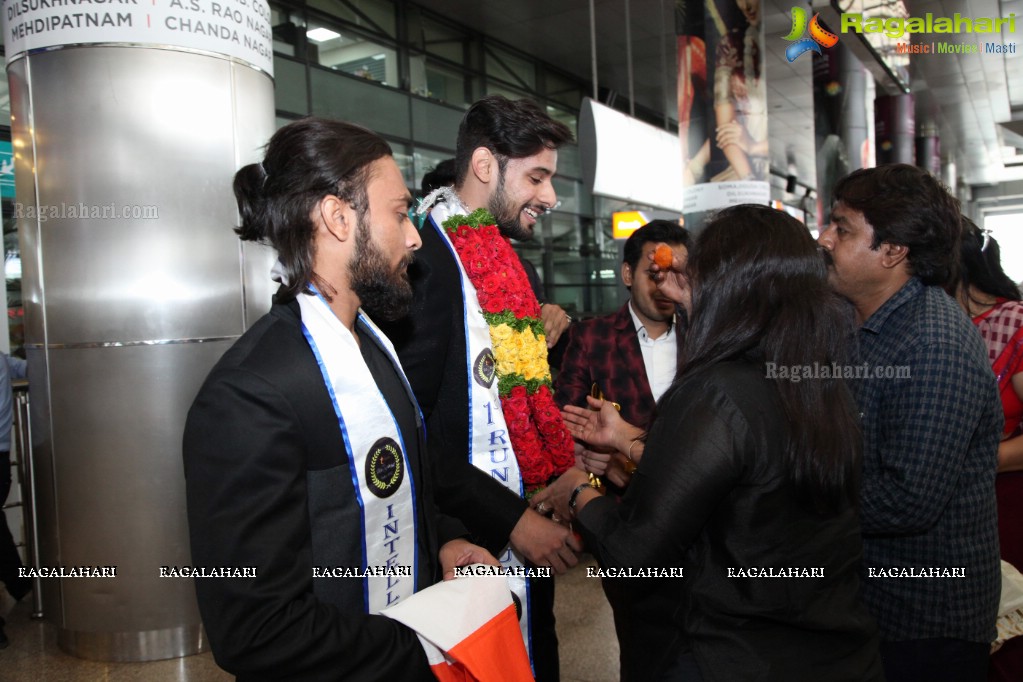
[415,0,1021,187]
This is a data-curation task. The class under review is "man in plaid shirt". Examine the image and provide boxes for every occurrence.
[817,164,1002,682]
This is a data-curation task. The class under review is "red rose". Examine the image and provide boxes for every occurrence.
[506,411,532,438]
[519,454,553,486]
[476,288,491,308]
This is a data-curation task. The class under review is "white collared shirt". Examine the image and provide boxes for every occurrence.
[627,301,677,402]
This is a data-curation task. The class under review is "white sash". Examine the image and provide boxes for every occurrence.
[298,292,420,614]
[426,200,533,656]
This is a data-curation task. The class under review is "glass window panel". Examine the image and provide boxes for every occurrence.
[390,143,414,188]
[425,22,471,65]
[409,54,428,98]
[407,10,471,65]
[546,105,577,142]
[405,6,425,50]
[409,55,470,106]
[551,177,580,214]
[307,0,396,38]
[413,147,456,195]
[556,143,582,181]
[485,81,529,102]
[411,99,462,152]
[270,4,306,57]
[485,45,535,91]
[274,56,308,116]
[545,70,583,110]
[425,62,469,106]
[308,24,398,88]
[548,213,620,316]
[310,67,411,139]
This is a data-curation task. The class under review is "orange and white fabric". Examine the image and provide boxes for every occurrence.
[383,565,534,682]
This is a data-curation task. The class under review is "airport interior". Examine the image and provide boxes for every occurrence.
[0,0,1022,679]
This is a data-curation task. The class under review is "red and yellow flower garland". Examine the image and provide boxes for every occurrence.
[443,208,576,489]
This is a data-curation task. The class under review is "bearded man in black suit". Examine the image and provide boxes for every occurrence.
[183,118,495,681]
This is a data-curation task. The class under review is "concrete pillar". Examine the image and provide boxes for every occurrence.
[916,124,941,176]
[2,0,276,661]
[875,94,916,165]
[813,41,871,224]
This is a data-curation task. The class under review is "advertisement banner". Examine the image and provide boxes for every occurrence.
[2,0,273,75]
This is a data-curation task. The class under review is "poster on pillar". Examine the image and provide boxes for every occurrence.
[678,0,769,230]
[1,0,273,76]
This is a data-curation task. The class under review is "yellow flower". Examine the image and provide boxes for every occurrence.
[491,323,515,346]
[492,323,552,382]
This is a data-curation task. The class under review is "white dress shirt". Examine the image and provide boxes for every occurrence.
[628,301,678,402]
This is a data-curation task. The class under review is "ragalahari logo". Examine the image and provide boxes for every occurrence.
[784,7,839,61]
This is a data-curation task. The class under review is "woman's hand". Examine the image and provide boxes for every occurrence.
[562,396,629,451]
[604,454,634,488]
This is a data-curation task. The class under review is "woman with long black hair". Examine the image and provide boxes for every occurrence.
[534,204,882,681]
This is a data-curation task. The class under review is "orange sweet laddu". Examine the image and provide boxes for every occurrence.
[653,243,674,270]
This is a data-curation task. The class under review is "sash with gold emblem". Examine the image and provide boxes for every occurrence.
[298,291,420,614]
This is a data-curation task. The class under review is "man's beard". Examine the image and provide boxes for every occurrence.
[349,218,414,321]
[487,170,534,242]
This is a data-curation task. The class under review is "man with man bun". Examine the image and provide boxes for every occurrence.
[183,118,495,680]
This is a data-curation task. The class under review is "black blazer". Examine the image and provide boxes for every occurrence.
[378,216,528,554]
[183,297,463,681]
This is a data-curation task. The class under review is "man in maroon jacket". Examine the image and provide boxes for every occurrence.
[555,220,689,443]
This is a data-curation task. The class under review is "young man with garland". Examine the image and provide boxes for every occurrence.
[378,95,579,681]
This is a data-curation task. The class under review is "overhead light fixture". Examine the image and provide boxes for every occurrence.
[307,27,341,43]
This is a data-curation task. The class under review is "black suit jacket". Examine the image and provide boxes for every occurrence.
[378,215,528,554]
[183,297,463,681]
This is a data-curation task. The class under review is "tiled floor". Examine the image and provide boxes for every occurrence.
[0,556,618,682]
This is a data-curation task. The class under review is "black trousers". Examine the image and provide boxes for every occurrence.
[528,573,559,682]
[0,450,30,601]
[880,638,990,682]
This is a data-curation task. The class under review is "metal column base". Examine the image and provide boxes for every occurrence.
[57,623,207,662]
